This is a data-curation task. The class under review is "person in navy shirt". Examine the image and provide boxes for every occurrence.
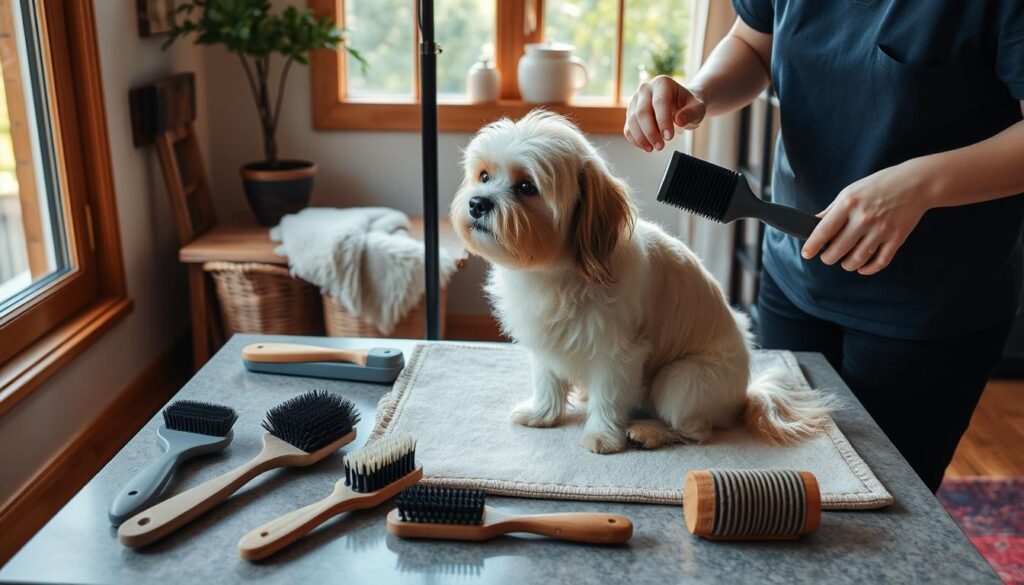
[625,0,1024,491]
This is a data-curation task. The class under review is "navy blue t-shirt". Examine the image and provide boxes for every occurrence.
[732,0,1024,339]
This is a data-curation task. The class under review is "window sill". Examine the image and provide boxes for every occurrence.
[0,295,133,419]
[312,97,628,134]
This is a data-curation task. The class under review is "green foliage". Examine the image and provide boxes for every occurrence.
[648,40,684,78]
[343,0,493,97]
[165,0,367,163]
[342,0,690,102]
[620,1,691,99]
[167,0,365,69]
[547,0,691,101]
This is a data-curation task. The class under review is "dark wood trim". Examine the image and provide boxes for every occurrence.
[445,314,507,342]
[0,297,133,419]
[312,98,627,134]
[0,336,190,565]
[497,0,544,101]
[0,0,130,409]
[63,0,127,299]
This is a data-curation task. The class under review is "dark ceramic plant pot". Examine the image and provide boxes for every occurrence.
[240,160,317,226]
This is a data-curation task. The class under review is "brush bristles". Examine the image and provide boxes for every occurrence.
[656,151,739,222]
[396,486,485,525]
[162,401,238,437]
[343,434,416,493]
[262,390,360,453]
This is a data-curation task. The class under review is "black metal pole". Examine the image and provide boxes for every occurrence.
[418,0,441,340]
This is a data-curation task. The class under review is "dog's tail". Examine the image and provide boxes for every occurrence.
[744,367,839,444]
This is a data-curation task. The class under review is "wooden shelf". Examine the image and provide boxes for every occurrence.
[179,216,468,267]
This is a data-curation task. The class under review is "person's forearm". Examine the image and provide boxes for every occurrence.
[687,27,772,117]
[917,114,1024,208]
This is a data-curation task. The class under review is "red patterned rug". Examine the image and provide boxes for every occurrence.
[938,478,1023,584]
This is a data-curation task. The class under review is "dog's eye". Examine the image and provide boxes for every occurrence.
[479,170,490,183]
[514,181,537,196]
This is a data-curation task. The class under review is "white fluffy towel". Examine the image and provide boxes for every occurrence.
[270,207,457,334]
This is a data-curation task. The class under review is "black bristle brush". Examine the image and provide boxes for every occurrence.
[109,401,238,525]
[387,486,634,544]
[237,434,421,561]
[118,390,359,548]
[657,151,820,239]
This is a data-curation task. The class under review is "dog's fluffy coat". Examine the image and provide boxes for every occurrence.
[450,111,832,453]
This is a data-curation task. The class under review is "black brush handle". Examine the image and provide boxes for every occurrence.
[758,201,820,240]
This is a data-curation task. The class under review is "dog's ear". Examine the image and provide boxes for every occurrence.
[570,158,636,285]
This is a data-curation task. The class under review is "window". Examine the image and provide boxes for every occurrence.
[0,0,73,323]
[0,0,128,415]
[311,0,694,133]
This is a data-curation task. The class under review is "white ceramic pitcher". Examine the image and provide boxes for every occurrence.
[517,43,589,104]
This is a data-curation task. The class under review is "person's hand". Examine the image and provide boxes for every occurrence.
[801,161,933,275]
[624,76,707,152]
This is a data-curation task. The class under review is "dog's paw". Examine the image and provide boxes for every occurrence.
[510,401,561,428]
[578,430,627,454]
[626,420,670,450]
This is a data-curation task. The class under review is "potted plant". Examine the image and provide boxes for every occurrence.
[166,0,365,226]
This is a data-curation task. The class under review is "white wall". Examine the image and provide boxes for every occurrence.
[201,7,682,315]
[0,2,208,502]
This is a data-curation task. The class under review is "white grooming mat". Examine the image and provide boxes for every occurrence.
[370,343,893,510]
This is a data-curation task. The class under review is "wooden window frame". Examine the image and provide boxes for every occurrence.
[0,0,131,419]
[309,0,629,134]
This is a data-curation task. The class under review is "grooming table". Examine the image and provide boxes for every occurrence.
[0,335,1000,584]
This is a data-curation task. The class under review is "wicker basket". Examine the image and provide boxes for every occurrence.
[323,287,447,339]
[204,261,323,337]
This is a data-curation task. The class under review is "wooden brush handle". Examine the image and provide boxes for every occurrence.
[118,450,279,548]
[241,343,369,366]
[500,513,633,544]
[238,468,423,560]
[237,491,361,560]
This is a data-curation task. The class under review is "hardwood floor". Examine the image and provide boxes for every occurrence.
[945,379,1024,478]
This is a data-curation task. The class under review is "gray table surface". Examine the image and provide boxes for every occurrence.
[0,334,998,584]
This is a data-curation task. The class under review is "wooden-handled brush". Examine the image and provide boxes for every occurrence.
[241,343,382,366]
[118,391,360,548]
[387,486,633,544]
[109,401,238,526]
[241,343,406,383]
[657,151,820,240]
[238,434,422,561]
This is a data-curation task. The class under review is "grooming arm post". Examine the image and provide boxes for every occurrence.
[419,0,441,340]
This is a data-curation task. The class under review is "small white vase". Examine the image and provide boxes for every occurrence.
[517,43,589,104]
[467,58,499,104]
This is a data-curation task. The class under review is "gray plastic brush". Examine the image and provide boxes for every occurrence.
[109,401,238,526]
[656,151,820,239]
[241,342,405,383]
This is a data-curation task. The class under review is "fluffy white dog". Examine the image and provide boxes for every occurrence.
[450,110,832,454]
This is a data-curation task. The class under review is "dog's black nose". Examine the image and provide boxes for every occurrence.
[469,196,494,219]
